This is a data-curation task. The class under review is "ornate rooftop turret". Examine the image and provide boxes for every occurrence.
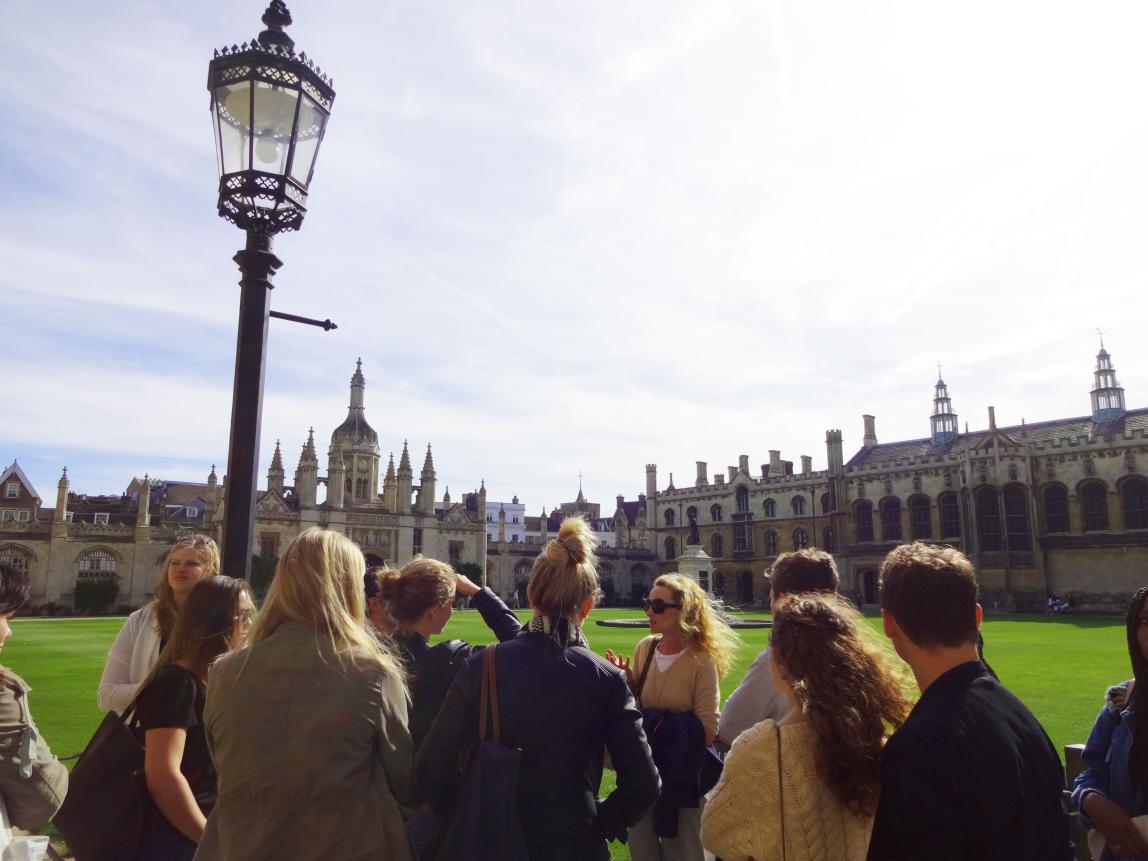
[931,367,959,445]
[330,359,378,449]
[1091,337,1126,423]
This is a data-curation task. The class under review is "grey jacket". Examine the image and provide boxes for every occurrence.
[195,622,414,861]
[0,672,67,829]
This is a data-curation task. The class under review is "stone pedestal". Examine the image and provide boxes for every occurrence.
[675,545,713,594]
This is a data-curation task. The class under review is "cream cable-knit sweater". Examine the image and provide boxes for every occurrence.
[701,719,873,861]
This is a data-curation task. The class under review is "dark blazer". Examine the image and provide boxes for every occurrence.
[866,661,1073,861]
[393,587,522,751]
[416,630,661,861]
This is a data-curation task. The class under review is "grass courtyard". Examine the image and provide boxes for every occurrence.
[6,609,1130,860]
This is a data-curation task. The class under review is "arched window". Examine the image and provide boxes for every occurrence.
[909,496,931,540]
[664,508,675,527]
[711,533,724,558]
[710,504,723,522]
[765,530,779,556]
[792,496,806,516]
[1123,477,1148,530]
[78,549,117,581]
[665,536,677,559]
[793,528,809,550]
[822,528,833,552]
[735,486,749,513]
[1044,485,1069,533]
[855,500,874,542]
[975,486,1002,550]
[880,498,902,542]
[1003,485,1031,550]
[939,492,961,538]
[821,493,831,515]
[764,498,776,518]
[1081,481,1109,532]
[0,545,30,572]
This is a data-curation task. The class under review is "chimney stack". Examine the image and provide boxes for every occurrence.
[801,455,812,475]
[696,461,708,487]
[863,415,878,448]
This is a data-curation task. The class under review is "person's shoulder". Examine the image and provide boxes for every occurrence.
[571,645,628,681]
[1104,679,1135,714]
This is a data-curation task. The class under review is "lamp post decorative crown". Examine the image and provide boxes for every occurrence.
[207,2,336,235]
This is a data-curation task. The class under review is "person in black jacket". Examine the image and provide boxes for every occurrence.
[380,555,522,857]
[379,556,522,749]
[866,542,1073,861]
[416,517,661,861]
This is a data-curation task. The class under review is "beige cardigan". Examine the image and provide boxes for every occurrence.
[701,720,873,861]
[195,622,414,861]
[633,635,720,742]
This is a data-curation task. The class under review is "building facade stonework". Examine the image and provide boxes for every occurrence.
[645,346,1148,612]
[0,361,488,609]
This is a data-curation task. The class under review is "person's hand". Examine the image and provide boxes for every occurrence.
[455,572,481,598]
[605,650,633,685]
[1084,793,1148,858]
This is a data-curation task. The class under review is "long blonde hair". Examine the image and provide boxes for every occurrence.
[153,535,220,640]
[654,573,740,677]
[528,517,600,621]
[248,528,404,683]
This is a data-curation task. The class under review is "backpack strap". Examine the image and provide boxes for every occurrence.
[633,636,661,706]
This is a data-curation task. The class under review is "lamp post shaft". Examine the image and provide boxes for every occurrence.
[221,231,282,580]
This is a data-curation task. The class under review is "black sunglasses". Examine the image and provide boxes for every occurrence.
[642,598,682,614]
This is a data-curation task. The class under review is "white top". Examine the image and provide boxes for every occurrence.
[702,719,873,861]
[97,604,162,713]
[654,648,683,673]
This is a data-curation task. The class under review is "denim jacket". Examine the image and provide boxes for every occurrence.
[1072,680,1145,840]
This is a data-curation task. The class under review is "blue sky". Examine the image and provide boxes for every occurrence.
[3,1,1148,511]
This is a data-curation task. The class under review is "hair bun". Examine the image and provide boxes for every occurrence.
[554,517,594,565]
[377,568,403,602]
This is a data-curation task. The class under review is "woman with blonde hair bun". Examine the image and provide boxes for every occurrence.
[197,528,413,861]
[418,517,659,861]
[380,555,520,857]
[607,572,740,861]
[702,592,912,861]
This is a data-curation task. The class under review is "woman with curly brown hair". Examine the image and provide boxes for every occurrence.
[701,592,912,861]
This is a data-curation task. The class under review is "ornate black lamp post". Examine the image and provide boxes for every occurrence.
[208,1,336,578]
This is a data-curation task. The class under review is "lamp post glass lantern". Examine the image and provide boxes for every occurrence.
[208,1,335,579]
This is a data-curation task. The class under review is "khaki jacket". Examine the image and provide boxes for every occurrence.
[0,672,68,829]
[195,622,414,861]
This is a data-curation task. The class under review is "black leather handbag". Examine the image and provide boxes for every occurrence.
[54,707,151,861]
[433,645,529,861]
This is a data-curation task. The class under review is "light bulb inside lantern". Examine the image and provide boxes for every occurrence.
[255,136,281,166]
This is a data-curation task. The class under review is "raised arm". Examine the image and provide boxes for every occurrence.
[461,576,522,643]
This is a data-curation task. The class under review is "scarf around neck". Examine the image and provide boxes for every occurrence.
[520,613,589,649]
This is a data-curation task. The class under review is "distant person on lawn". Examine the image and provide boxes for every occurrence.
[718,549,839,744]
[98,534,219,712]
[866,542,1073,861]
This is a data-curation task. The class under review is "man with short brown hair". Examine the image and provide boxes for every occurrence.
[866,542,1072,861]
[717,549,839,743]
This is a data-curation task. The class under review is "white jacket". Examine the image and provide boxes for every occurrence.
[97,604,161,713]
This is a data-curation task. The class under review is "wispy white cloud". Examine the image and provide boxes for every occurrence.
[2,0,1147,510]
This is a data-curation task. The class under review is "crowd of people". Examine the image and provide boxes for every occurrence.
[0,520,1143,859]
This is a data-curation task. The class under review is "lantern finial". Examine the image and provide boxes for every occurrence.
[259,1,295,50]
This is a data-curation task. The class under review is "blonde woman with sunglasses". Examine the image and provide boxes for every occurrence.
[607,573,739,861]
[98,535,220,713]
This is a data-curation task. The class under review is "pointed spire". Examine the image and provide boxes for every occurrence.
[384,453,396,482]
[421,443,435,478]
[270,440,284,472]
[301,427,317,462]
[208,464,218,483]
[442,485,451,507]
[58,467,68,487]
[397,440,413,477]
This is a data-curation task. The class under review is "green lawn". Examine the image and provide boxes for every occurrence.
[6,610,1130,861]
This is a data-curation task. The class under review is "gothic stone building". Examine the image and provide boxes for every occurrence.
[0,362,488,608]
[645,345,1148,612]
